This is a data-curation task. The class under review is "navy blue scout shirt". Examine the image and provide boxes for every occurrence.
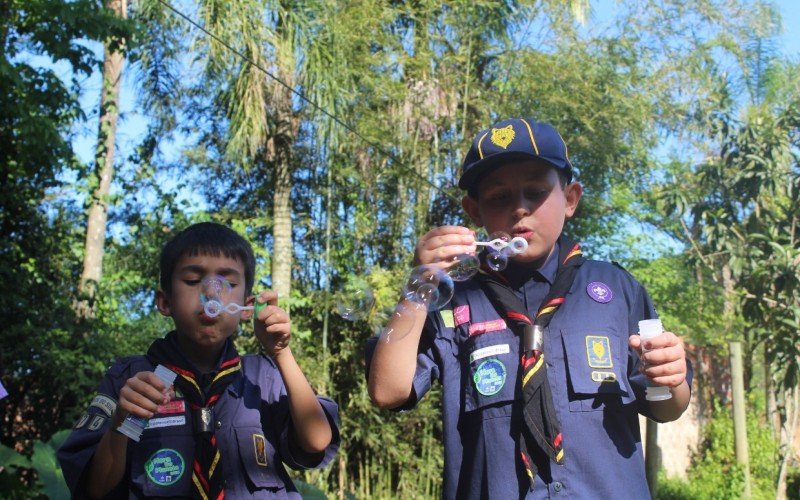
[58,352,340,499]
[366,246,693,499]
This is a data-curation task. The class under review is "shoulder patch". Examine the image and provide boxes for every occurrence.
[89,394,117,417]
[439,309,455,328]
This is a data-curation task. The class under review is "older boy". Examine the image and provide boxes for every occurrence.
[58,222,339,499]
[367,118,691,498]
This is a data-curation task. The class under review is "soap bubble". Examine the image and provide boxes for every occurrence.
[403,265,454,310]
[200,275,232,305]
[486,249,509,271]
[488,231,511,246]
[334,278,375,321]
[448,253,480,281]
[379,301,426,344]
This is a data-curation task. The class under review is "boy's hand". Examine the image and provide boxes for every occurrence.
[629,332,687,388]
[254,290,291,358]
[114,372,174,426]
[414,225,476,269]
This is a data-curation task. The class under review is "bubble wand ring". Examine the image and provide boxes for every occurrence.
[474,236,528,254]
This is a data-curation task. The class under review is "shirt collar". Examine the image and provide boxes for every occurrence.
[500,241,559,288]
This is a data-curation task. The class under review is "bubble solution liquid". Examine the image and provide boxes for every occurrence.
[638,319,672,402]
[116,365,177,441]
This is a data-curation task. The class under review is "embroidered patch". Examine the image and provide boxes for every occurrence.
[439,309,455,328]
[473,359,507,396]
[89,394,117,417]
[468,319,507,336]
[591,371,617,383]
[454,305,470,327]
[491,125,515,149]
[147,416,186,429]
[253,434,268,467]
[145,448,185,486]
[74,413,90,429]
[586,335,613,368]
[586,281,613,303]
[470,344,510,364]
[156,400,185,415]
[87,414,106,431]
[0,380,6,400]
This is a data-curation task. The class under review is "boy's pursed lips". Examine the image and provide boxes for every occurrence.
[511,225,534,237]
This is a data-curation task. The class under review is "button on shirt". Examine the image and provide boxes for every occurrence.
[58,353,340,499]
[366,247,692,499]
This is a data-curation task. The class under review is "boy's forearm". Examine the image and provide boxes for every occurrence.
[85,415,128,499]
[647,380,691,422]
[273,347,332,454]
[367,300,427,409]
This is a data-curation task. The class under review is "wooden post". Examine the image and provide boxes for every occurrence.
[730,341,751,498]
[645,418,661,497]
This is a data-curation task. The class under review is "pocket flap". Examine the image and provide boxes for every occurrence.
[130,435,194,497]
[234,426,282,489]
[562,330,628,397]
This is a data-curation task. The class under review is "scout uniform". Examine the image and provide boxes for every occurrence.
[366,243,693,499]
[58,339,340,499]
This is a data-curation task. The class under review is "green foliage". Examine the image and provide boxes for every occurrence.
[0,430,71,499]
[654,403,779,500]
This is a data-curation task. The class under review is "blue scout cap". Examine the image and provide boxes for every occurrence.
[459,118,573,190]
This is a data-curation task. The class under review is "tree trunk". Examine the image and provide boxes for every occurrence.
[77,0,127,319]
[775,383,799,499]
[266,62,296,308]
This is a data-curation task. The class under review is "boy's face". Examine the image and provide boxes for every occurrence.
[462,161,582,266]
[156,253,254,351]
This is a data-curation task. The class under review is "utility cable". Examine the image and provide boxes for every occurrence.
[156,0,460,203]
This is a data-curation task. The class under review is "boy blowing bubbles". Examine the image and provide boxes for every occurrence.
[58,222,339,499]
[367,118,691,498]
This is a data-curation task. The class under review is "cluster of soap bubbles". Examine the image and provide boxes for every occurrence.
[331,232,529,337]
[200,276,254,317]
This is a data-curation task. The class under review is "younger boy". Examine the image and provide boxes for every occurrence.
[58,222,339,499]
[367,118,691,499]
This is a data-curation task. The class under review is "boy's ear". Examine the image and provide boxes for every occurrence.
[564,182,583,219]
[239,294,255,322]
[462,195,484,227]
[155,288,172,317]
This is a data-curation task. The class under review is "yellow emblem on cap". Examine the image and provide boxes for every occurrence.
[490,125,515,149]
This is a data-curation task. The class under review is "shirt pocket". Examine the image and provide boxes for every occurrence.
[130,432,195,497]
[561,327,635,412]
[462,330,518,414]
[234,426,284,493]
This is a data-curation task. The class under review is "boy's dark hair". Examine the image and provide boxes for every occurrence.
[160,222,257,296]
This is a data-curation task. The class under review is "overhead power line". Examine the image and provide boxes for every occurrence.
[155,0,460,203]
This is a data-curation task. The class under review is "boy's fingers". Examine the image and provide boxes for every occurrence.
[641,331,680,350]
[642,344,684,365]
[628,335,642,350]
[643,359,686,378]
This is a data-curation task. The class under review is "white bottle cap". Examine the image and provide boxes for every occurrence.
[638,319,663,339]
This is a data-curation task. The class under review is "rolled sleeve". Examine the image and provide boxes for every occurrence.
[281,396,340,470]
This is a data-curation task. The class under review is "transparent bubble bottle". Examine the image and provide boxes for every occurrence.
[638,319,672,401]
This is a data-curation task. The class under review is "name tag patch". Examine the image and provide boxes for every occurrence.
[145,448,185,486]
[470,344,510,363]
[156,400,186,415]
[147,416,186,429]
[586,335,613,368]
[468,319,507,336]
[89,394,117,417]
[591,371,617,383]
[454,305,470,327]
[473,359,507,396]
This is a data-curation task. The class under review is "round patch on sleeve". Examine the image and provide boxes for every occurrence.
[145,448,185,486]
[473,358,507,396]
[586,281,613,303]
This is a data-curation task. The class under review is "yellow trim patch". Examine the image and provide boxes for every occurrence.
[586,335,613,368]
[439,309,455,328]
[253,433,268,467]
